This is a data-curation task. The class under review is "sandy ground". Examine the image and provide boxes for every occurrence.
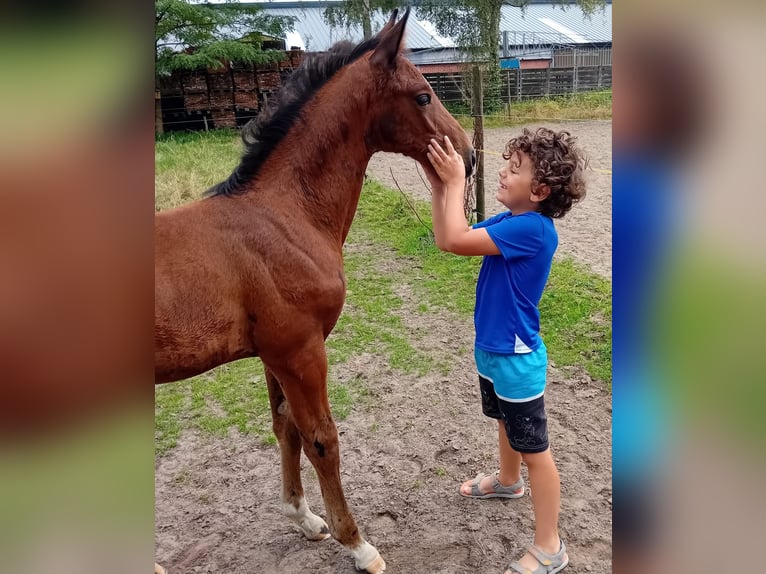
[155,120,612,573]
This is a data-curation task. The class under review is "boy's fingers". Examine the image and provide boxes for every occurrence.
[444,135,456,154]
[430,138,445,158]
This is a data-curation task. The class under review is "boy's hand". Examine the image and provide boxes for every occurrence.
[427,136,466,190]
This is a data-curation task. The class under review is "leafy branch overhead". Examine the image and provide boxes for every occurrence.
[155,0,296,75]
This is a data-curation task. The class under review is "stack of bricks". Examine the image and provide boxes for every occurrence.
[207,68,236,127]
[232,66,259,114]
[182,71,209,113]
[210,108,238,129]
[162,49,306,131]
[256,70,280,90]
[157,75,182,97]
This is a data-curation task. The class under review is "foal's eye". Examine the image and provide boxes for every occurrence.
[415,93,431,106]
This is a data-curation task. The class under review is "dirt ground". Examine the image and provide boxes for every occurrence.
[155,120,612,573]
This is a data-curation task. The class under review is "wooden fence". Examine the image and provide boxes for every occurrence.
[424,65,611,106]
[158,59,611,132]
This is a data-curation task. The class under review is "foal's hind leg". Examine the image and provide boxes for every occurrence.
[265,341,385,574]
[265,367,331,541]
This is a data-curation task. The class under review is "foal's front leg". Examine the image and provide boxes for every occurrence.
[264,367,330,541]
[265,340,385,574]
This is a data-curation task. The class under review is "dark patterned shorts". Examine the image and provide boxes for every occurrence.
[479,375,549,453]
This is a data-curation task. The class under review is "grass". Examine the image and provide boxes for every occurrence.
[449,89,612,129]
[154,129,241,211]
[154,358,356,455]
[155,127,612,454]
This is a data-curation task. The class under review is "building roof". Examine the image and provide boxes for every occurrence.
[242,1,611,52]
[499,1,612,45]
[242,2,443,51]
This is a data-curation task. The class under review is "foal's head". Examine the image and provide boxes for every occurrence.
[360,9,475,179]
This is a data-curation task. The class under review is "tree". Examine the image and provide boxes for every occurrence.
[322,0,401,41]
[155,0,295,134]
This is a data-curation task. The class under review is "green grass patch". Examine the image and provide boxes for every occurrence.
[154,129,241,211]
[352,180,482,315]
[327,251,435,375]
[539,259,612,385]
[449,89,612,129]
[155,358,357,456]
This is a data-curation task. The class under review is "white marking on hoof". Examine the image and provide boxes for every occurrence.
[282,498,330,541]
[352,541,385,573]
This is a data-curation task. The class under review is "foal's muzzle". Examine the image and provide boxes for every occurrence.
[466,149,477,178]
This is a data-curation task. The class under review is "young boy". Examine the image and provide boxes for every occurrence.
[426,127,586,574]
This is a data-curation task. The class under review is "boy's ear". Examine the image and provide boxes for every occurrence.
[530,184,551,203]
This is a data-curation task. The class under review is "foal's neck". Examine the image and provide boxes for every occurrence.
[262,72,375,247]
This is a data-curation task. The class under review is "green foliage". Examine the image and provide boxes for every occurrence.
[155,0,295,76]
[322,0,401,40]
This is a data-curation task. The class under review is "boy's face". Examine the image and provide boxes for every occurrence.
[497,150,537,213]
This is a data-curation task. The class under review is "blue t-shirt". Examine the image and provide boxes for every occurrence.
[473,211,558,354]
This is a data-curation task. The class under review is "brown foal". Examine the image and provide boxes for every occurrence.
[155,9,474,572]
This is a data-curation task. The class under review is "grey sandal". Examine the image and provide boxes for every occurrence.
[506,541,569,574]
[459,470,524,499]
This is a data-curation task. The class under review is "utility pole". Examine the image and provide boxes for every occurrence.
[472,65,485,223]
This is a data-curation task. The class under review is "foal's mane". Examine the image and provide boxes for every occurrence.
[206,36,382,198]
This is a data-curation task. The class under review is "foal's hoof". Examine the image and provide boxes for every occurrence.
[353,544,385,574]
[298,515,331,541]
[358,553,386,574]
[154,564,167,574]
[303,523,331,541]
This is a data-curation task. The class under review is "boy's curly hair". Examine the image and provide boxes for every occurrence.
[503,127,587,218]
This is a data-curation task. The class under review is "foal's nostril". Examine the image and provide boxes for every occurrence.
[471,150,477,167]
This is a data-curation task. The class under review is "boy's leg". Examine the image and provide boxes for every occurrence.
[497,419,523,486]
[460,419,523,496]
[505,448,565,574]
[461,374,525,496]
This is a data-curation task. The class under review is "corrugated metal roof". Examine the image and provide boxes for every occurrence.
[499,2,611,45]
[244,3,449,51]
[244,2,611,52]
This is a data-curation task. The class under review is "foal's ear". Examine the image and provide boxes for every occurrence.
[378,8,398,35]
[370,7,410,70]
